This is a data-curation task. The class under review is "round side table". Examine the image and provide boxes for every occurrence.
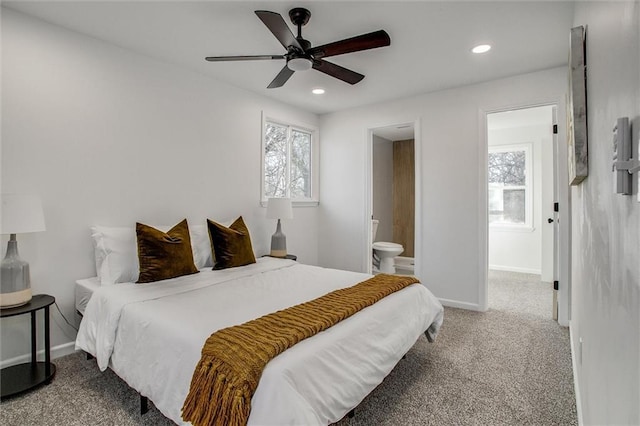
[0,294,56,399]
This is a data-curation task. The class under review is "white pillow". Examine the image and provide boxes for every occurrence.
[91,226,139,285]
[189,224,213,270]
[91,221,213,285]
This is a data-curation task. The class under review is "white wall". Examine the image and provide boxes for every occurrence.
[488,122,554,277]
[0,9,319,363]
[319,67,568,310]
[372,135,393,242]
[570,2,640,425]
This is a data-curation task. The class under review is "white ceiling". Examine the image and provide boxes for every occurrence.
[3,1,575,115]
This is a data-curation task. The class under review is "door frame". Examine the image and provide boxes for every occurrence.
[364,119,422,278]
[480,102,571,326]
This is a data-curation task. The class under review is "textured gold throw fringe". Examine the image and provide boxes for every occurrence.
[181,273,419,426]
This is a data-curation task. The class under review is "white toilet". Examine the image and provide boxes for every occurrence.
[372,219,404,274]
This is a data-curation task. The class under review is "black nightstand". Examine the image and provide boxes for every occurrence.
[264,254,297,261]
[0,294,56,399]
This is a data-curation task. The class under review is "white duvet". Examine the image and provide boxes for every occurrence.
[76,258,444,425]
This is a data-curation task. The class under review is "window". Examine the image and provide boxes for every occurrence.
[262,113,318,205]
[488,144,532,228]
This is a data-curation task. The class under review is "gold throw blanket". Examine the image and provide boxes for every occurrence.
[181,273,419,426]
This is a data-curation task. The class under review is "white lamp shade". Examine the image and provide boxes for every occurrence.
[266,198,293,220]
[1,194,46,234]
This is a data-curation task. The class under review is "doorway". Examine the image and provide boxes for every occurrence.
[486,105,557,318]
[365,121,420,278]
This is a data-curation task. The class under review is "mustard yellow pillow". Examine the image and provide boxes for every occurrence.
[207,216,256,270]
[136,219,199,283]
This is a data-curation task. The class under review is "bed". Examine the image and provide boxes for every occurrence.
[76,256,443,425]
[75,277,100,316]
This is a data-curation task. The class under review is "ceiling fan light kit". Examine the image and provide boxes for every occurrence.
[205,7,391,88]
[287,57,313,71]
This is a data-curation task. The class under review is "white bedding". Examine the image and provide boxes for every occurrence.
[76,258,444,425]
[75,277,100,315]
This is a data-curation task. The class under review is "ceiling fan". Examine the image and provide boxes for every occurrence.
[205,8,391,88]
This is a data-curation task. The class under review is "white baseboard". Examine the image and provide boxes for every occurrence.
[438,298,484,311]
[489,264,541,275]
[0,341,78,369]
[569,322,584,426]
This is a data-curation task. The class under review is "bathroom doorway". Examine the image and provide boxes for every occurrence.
[365,121,419,277]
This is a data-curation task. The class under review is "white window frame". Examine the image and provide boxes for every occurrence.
[488,143,533,231]
[261,112,319,206]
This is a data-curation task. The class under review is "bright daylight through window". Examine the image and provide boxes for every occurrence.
[488,144,532,227]
[263,117,317,204]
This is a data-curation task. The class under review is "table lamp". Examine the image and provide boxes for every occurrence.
[1,194,46,308]
[266,198,293,257]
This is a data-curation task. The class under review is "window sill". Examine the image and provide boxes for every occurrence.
[260,200,319,208]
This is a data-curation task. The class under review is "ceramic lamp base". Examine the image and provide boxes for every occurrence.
[269,249,287,258]
[1,235,32,308]
[0,288,32,308]
[270,219,287,258]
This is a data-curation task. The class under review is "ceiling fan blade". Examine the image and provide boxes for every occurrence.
[267,65,295,89]
[255,10,302,51]
[312,59,364,85]
[205,55,285,62]
[308,30,390,59]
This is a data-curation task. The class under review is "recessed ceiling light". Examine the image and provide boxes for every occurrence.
[472,44,491,54]
[312,88,325,95]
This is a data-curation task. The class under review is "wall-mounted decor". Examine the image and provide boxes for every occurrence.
[568,25,588,185]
